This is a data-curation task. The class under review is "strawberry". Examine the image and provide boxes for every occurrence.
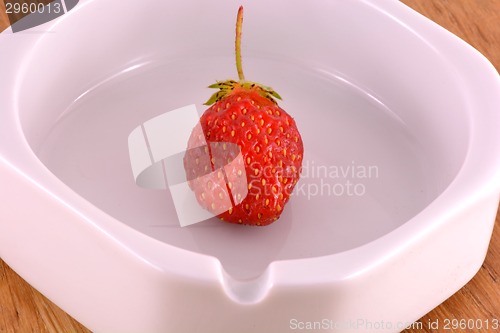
[184,6,303,226]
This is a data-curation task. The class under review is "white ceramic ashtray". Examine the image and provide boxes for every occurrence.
[1,0,500,332]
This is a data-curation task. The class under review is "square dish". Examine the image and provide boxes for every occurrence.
[0,0,499,332]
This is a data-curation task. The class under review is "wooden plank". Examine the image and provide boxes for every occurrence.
[398,0,500,329]
[0,260,89,333]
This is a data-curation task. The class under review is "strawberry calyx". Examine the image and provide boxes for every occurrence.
[204,80,282,106]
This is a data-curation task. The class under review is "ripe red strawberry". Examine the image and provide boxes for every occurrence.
[184,6,303,226]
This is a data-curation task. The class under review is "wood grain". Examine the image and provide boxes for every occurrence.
[0,260,89,333]
[0,1,499,332]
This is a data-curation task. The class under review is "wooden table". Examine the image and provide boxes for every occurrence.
[0,1,499,332]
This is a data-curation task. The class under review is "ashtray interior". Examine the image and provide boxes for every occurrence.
[17,0,469,279]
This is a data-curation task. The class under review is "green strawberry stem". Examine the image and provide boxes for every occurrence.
[204,5,283,105]
[236,5,245,81]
